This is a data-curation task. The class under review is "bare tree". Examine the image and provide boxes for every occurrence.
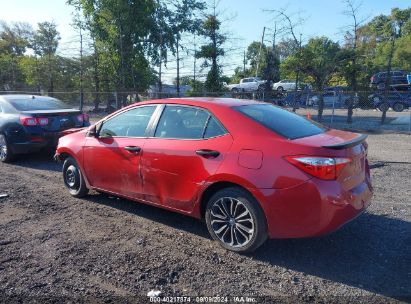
[264,9,305,111]
[342,0,368,123]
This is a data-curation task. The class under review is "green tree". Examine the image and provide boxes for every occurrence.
[282,37,342,121]
[0,21,33,90]
[32,21,60,95]
[196,8,226,93]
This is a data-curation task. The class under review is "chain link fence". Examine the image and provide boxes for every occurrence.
[1,89,410,133]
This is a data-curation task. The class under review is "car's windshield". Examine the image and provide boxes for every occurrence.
[234,104,326,139]
[8,98,71,111]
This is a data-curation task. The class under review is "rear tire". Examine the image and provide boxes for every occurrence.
[393,103,405,112]
[63,157,89,197]
[205,187,267,253]
[277,86,284,92]
[0,134,14,163]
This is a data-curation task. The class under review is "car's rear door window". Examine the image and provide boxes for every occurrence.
[99,106,156,138]
[154,105,227,139]
[234,104,326,139]
[204,116,227,138]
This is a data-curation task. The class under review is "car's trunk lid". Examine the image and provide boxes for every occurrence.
[292,129,369,190]
[21,109,84,132]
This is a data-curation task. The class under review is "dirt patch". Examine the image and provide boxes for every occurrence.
[0,134,410,302]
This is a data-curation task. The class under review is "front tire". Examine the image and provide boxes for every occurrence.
[378,102,390,112]
[0,134,14,163]
[205,187,267,253]
[277,86,284,92]
[63,157,89,197]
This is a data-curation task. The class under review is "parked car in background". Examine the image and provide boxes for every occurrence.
[272,79,296,91]
[226,77,266,92]
[0,94,90,162]
[309,86,359,108]
[368,84,411,112]
[55,98,372,253]
[370,70,409,90]
[272,80,312,92]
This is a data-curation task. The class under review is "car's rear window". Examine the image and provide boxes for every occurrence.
[8,98,70,111]
[234,104,326,139]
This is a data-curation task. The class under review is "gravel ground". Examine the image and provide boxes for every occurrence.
[0,133,410,303]
[295,108,411,133]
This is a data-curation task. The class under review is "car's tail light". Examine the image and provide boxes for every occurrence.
[20,116,49,126]
[77,113,89,123]
[37,117,49,126]
[20,116,38,126]
[285,156,351,180]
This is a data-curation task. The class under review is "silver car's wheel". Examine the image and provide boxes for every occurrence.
[210,197,255,248]
[205,187,267,253]
[0,134,14,163]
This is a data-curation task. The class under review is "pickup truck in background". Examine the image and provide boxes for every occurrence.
[226,77,266,92]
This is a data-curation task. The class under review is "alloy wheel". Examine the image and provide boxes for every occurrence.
[209,197,255,248]
[0,136,8,161]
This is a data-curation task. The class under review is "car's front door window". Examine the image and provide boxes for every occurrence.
[99,106,156,138]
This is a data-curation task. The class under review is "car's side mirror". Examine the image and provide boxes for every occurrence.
[87,125,98,138]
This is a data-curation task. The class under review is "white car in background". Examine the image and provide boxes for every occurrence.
[227,77,266,92]
[273,80,313,92]
[272,79,298,91]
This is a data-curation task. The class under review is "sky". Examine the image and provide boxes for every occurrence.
[0,0,409,83]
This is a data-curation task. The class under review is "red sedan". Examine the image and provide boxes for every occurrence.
[55,98,373,253]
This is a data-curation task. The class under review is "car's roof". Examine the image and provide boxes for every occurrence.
[136,97,264,109]
[0,94,58,102]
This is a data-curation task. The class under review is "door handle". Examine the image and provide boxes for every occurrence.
[124,146,142,153]
[196,149,220,158]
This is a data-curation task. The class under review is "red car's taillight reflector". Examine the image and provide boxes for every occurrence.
[30,136,46,142]
[285,156,351,180]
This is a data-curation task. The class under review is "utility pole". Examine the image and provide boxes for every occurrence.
[158,55,162,98]
[272,22,278,83]
[79,27,84,111]
[193,33,196,83]
[255,27,266,78]
[157,0,163,97]
[176,37,180,97]
[119,23,125,107]
[292,33,303,112]
[158,32,163,98]
[243,50,246,75]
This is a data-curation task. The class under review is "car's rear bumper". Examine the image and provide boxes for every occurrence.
[10,142,49,154]
[9,132,62,154]
[252,177,373,239]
